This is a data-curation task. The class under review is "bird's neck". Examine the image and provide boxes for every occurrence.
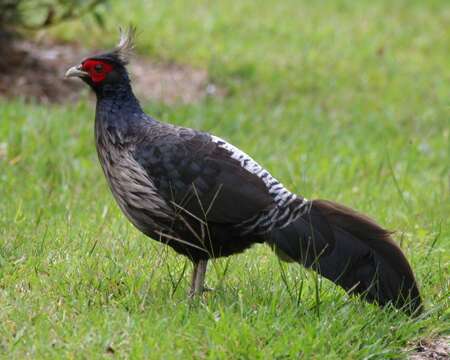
[94,82,156,146]
[96,81,141,109]
[95,82,146,128]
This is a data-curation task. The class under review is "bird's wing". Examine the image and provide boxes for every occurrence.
[133,127,276,225]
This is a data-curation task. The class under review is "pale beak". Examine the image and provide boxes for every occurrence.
[65,65,88,79]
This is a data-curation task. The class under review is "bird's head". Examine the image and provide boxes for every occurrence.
[65,27,135,94]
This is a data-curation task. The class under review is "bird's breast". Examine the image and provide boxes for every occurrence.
[95,133,172,234]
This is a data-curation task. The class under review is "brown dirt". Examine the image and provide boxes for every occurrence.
[0,38,224,104]
[409,336,449,360]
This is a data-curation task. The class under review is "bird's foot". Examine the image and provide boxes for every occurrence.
[188,285,214,299]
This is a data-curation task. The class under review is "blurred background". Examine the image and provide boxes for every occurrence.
[0,0,448,358]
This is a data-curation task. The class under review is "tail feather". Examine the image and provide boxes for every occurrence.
[268,199,422,315]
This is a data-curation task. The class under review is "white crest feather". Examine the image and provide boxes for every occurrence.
[113,26,136,64]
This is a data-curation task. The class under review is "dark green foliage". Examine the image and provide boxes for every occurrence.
[0,0,107,32]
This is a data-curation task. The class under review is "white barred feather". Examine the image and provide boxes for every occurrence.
[210,135,297,207]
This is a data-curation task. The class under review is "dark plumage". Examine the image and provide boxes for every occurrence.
[65,28,422,315]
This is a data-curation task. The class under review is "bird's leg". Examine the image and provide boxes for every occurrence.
[189,261,200,297]
[189,259,208,297]
[194,259,207,294]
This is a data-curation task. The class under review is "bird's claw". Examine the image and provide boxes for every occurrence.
[188,285,214,299]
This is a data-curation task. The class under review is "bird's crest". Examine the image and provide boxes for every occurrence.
[109,26,136,65]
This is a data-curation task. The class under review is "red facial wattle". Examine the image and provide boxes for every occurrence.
[82,60,114,83]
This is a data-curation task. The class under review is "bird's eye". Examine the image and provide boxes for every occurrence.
[94,64,103,73]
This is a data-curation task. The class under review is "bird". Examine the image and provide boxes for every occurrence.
[65,28,422,315]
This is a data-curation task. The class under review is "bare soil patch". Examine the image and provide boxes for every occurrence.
[0,37,224,104]
[409,336,449,360]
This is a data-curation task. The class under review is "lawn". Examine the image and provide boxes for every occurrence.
[0,0,449,358]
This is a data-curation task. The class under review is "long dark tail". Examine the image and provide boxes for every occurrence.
[267,199,422,315]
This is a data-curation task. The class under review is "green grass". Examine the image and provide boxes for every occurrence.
[1,0,449,358]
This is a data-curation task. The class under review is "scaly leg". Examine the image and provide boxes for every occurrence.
[189,260,208,297]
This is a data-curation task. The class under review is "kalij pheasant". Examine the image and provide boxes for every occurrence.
[65,29,422,315]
